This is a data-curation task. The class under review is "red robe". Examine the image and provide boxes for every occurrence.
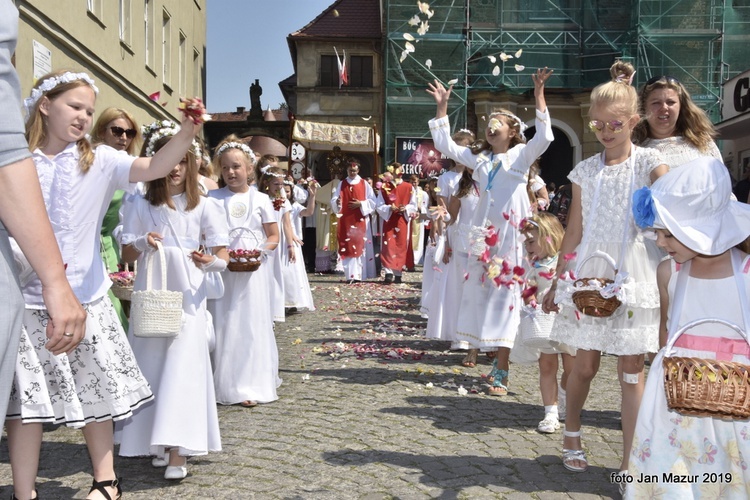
[380,181,413,271]
[337,178,367,258]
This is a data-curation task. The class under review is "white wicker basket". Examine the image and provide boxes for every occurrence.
[131,241,183,338]
[519,309,557,348]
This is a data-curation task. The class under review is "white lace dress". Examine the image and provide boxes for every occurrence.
[551,148,662,355]
[640,136,721,170]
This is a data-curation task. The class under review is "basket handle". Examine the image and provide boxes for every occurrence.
[575,250,618,275]
[228,226,260,248]
[144,241,168,292]
[665,318,749,357]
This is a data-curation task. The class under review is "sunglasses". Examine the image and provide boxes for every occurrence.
[644,75,680,87]
[109,126,137,139]
[588,120,626,133]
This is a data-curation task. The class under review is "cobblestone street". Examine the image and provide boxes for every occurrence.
[0,271,626,499]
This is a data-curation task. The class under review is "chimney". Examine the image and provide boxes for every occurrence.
[236,106,245,114]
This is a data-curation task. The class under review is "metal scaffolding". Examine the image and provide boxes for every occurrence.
[384,0,750,163]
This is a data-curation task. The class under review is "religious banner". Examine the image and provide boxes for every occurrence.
[395,137,453,179]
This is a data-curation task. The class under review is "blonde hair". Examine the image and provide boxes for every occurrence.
[90,107,141,155]
[213,134,256,188]
[25,70,96,173]
[521,212,564,260]
[259,166,286,196]
[589,60,638,117]
[144,136,201,211]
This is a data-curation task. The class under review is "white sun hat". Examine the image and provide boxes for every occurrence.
[634,156,750,256]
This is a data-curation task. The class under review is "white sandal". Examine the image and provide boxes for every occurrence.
[615,470,629,497]
[561,428,588,472]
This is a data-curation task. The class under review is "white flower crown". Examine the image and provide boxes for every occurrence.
[143,120,201,158]
[216,141,256,161]
[24,72,99,119]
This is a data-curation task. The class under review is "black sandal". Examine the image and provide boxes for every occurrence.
[88,478,121,500]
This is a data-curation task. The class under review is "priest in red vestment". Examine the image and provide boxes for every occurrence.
[376,164,418,284]
[331,159,377,283]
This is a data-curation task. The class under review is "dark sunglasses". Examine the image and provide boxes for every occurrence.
[109,126,137,139]
[588,120,626,133]
[645,75,680,87]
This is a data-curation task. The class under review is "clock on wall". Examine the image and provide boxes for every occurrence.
[290,141,306,162]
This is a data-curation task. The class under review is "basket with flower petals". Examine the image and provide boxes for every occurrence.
[109,262,136,300]
[228,249,262,272]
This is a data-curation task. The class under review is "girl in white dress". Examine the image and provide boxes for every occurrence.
[542,61,669,476]
[117,131,229,481]
[6,71,202,500]
[513,213,575,434]
[208,137,282,407]
[626,157,750,499]
[427,68,554,396]
[282,176,316,311]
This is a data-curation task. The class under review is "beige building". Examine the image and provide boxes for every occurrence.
[14,0,206,130]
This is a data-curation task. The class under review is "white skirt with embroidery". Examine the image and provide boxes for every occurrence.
[7,296,153,428]
[550,239,661,355]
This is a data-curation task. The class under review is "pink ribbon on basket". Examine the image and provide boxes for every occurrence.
[673,334,750,362]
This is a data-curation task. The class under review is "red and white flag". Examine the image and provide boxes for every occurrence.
[334,47,348,88]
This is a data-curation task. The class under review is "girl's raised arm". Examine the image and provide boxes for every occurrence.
[129,115,202,183]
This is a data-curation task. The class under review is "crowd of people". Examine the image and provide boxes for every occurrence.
[1,2,749,496]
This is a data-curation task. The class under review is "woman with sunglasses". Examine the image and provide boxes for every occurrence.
[541,61,668,490]
[91,107,142,329]
[633,75,721,169]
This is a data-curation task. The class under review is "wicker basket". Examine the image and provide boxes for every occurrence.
[520,309,557,348]
[663,318,750,420]
[109,262,136,301]
[228,259,261,272]
[227,228,262,273]
[130,242,183,338]
[571,252,622,318]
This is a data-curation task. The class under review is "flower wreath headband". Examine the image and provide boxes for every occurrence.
[143,120,201,158]
[216,141,256,161]
[488,111,528,140]
[24,71,99,120]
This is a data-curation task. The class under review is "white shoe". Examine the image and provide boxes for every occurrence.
[558,388,567,421]
[537,414,561,434]
[164,465,188,480]
[151,453,169,467]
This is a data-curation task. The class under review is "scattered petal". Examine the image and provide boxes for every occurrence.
[447,78,458,86]
[425,59,432,69]
[487,55,496,63]
[400,50,409,63]
[563,252,577,261]
[333,9,339,17]
[405,41,416,53]
[514,48,523,58]
[492,65,500,76]
[457,385,468,396]
[362,116,372,121]
[417,21,429,35]
[302,373,311,381]
[499,52,513,62]
[403,33,416,41]
[628,310,634,319]
[514,64,525,72]
[408,14,420,26]
[425,382,434,388]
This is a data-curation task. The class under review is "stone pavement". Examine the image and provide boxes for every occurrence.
[0,270,629,499]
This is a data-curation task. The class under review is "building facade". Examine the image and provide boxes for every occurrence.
[14,0,207,130]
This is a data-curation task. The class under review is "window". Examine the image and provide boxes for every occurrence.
[193,48,202,97]
[320,55,338,87]
[145,0,154,69]
[119,0,131,46]
[162,9,172,87]
[178,31,187,94]
[87,0,103,20]
[349,55,373,88]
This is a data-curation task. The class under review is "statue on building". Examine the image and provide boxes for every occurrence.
[249,79,263,119]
